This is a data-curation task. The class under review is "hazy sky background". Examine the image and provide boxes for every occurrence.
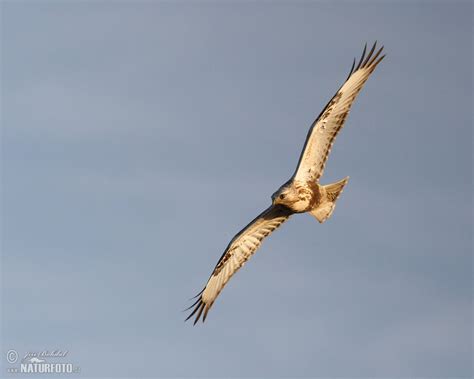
[1,1,472,377]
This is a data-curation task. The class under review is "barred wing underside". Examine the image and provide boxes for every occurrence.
[186,205,292,324]
[293,42,385,182]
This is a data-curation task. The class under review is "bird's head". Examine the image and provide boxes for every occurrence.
[271,182,298,207]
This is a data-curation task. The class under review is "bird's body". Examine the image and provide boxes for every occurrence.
[273,179,321,213]
[186,42,385,324]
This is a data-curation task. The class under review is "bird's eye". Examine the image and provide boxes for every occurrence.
[279,194,286,200]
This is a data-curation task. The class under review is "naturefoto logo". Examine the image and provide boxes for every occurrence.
[6,349,80,374]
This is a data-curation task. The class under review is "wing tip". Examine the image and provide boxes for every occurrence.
[348,41,385,78]
[184,292,210,325]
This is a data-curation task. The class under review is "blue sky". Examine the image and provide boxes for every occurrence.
[1,1,472,377]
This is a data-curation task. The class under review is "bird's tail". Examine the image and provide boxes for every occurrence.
[309,177,349,223]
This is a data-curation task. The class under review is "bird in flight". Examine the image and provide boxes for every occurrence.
[186,42,385,324]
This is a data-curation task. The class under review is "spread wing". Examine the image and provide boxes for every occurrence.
[185,204,293,324]
[293,42,385,182]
